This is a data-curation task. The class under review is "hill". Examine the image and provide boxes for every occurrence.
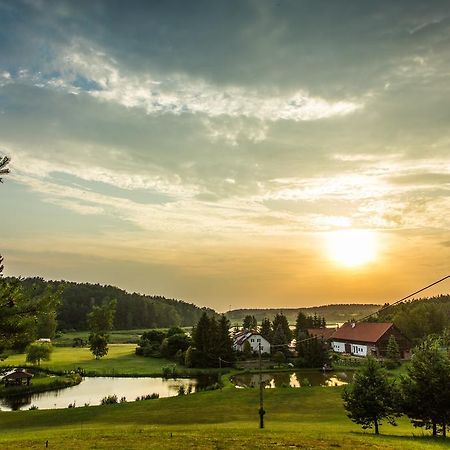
[226,304,381,325]
[3,277,217,330]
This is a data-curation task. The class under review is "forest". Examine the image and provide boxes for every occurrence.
[376,294,450,343]
[2,277,217,331]
[227,303,380,324]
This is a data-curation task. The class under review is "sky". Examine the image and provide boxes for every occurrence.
[0,0,449,311]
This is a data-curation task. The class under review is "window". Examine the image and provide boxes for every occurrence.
[251,339,254,343]
[261,346,264,351]
[257,338,261,342]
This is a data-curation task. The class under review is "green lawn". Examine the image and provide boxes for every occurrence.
[53,328,192,346]
[0,345,183,376]
[0,384,447,449]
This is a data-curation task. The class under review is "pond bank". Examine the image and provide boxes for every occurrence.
[0,372,82,399]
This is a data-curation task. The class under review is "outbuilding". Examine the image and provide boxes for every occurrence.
[330,322,411,359]
[2,368,33,386]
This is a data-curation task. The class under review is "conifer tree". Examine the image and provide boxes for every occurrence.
[342,357,398,434]
[399,337,450,437]
[386,335,401,367]
[260,317,273,341]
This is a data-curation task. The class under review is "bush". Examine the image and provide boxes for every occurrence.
[135,393,159,401]
[101,394,118,405]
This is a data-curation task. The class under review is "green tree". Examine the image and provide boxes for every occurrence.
[242,315,257,330]
[87,299,116,359]
[26,342,53,366]
[242,340,252,359]
[342,357,398,435]
[297,336,329,368]
[87,299,117,334]
[399,337,450,437]
[272,313,292,342]
[217,314,235,364]
[294,312,309,339]
[273,350,286,367]
[386,335,401,368]
[89,333,109,359]
[0,277,59,355]
[260,317,273,342]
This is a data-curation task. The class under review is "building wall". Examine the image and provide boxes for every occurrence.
[235,334,271,354]
[332,341,346,353]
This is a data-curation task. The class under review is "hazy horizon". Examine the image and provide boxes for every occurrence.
[1,1,449,310]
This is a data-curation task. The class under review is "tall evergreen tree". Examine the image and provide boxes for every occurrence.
[260,317,273,342]
[386,335,401,367]
[242,314,257,330]
[399,337,450,437]
[217,314,235,364]
[295,312,308,339]
[342,357,398,435]
[272,313,292,342]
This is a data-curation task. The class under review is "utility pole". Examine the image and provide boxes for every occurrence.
[258,342,265,428]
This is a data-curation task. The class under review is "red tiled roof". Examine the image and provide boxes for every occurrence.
[330,322,394,344]
[307,328,336,340]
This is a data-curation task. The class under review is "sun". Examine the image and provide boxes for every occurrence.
[325,229,377,268]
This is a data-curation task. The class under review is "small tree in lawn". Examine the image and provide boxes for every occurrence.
[342,357,398,435]
[89,333,109,359]
[26,342,53,366]
[385,335,401,368]
[87,299,116,359]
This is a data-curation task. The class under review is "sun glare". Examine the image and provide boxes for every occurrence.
[326,229,377,268]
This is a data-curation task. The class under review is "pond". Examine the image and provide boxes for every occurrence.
[232,371,354,389]
[0,376,207,411]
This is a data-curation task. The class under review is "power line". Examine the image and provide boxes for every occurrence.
[358,274,450,323]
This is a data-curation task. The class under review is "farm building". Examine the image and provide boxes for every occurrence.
[330,322,411,359]
[2,368,33,386]
[233,330,271,354]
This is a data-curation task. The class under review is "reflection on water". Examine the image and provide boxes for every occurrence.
[0,376,199,411]
[232,371,353,389]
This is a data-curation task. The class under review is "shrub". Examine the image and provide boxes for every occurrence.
[101,394,118,405]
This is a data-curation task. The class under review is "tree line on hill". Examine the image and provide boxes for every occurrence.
[374,294,450,344]
[2,277,217,331]
[227,304,380,325]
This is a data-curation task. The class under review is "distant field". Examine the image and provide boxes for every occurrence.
[0,380,445,449]
[0,345,183,376]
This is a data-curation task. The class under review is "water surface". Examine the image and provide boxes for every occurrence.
[0,376,198,411]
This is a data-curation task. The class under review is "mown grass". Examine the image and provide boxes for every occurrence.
[0,384,448,449]
[0,345,183,376]
[53,328,192,346]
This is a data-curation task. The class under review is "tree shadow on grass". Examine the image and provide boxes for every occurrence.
[349,430,449,446]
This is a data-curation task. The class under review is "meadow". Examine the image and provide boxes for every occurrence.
[0,345,447,448]
[0,345,182,376]
[0,380,447,449]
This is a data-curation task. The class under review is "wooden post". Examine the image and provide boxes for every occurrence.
[258,343,265,428]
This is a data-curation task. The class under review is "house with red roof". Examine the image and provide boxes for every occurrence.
[330,322,411,359]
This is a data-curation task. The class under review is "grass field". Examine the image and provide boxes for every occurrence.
[53,328,192,346]
[0,381,447,449]
[0,345,184,376]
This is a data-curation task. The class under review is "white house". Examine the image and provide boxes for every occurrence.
[233,330,271,354]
